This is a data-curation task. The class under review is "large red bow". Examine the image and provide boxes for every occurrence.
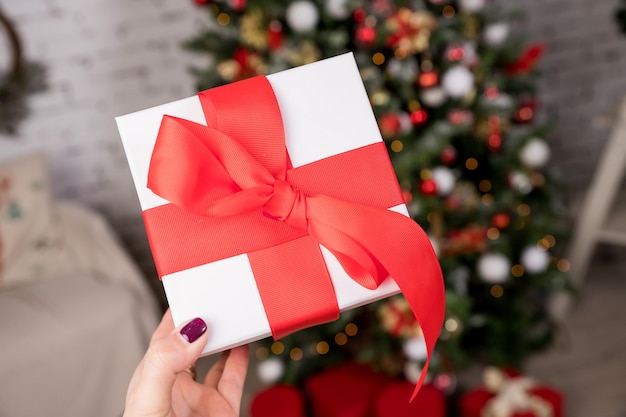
[144,75,444,399]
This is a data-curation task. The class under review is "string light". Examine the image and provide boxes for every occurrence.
[487,227,500,240]
[465,158,478,170]
[544,235,556,247]
[345,323,358,336]
[479,180,492,192]
[442,5,455,18]
[290,348,303,361]
[271,341,285,355]
[517,204,531,216]
[444,318,459,332]
[481,194,494,206]
[372,52,385,65]
[490,285,504,298]
[557,259,571,272]
[421,60,433,72]
[512,264,524,277]
[316,341,330,354]
[256,346,269,360]
[391,140,403,152]
[371,90,391,106]
[394,48,408,59]
[217,13,231,25]
[335,332,348,345]
[408,100,421,112]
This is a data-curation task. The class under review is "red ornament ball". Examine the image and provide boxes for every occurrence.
[229,0,247,10]
[419,71,439,88]
[410,110,428,124]
[380,113,402,138]
[441,146,457,165]
[267,20,284,50]
[484,86,499,99]
[194,0,211,4]
[487,134,502,152]
[355,26,376,44]
[446,46,465,62]
[513,97,538,124]
[353,8,367,22]
[491,212,511,229]
[447,109,474,125]
[421,179,437,196]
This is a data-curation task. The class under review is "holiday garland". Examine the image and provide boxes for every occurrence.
[0,6,46,135]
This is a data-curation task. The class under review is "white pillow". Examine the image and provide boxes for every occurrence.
[0,148,55,288]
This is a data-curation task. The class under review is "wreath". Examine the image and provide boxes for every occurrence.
[0,6,46,135]
[617,0,626,34]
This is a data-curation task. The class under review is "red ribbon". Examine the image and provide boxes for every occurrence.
[144,75,444,399]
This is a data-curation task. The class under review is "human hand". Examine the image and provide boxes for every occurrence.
[123,310,249,417]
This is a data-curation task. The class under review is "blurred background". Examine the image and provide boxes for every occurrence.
[1,0,625,416]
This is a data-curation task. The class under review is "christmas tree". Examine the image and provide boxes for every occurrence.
[184,0,570,392]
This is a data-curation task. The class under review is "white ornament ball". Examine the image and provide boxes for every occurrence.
[404,361,423,384]
[420,87,447,108]
[398,112,413,134]
[324,0,350,19]
[520,246,551,274]
[286,1,320,32]
[477,253,511,283]
[386,58,418,82]
[257,357,285,384]
[458,0,486,12]
[483,22,510,47]
[490,93,514,110]
[519,137,551,169]
[432,166,456,196]
[509,171,532,194]
[442,66,474,98]
[403,336,428,361]
[461,42,478,66]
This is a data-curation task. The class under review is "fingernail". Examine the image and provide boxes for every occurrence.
[180,318,207,343]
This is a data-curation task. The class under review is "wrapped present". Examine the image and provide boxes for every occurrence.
[116,53,444,396]
[250,385,307,417]
[374,382,446,417]
[302,363,446,417]
[459,367,563,417]
[305,362,392,417]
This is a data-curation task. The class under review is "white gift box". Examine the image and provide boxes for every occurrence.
[116,53,407,356]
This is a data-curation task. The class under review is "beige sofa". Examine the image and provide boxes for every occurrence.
[0,145,159,417]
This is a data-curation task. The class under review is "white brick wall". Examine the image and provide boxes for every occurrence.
[3,0,626,281]
[2,0,209,285]
[514,0,626,193]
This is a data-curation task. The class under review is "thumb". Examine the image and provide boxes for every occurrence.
[129,317,208,416]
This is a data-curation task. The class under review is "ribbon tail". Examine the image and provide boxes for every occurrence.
[307,196,445,400]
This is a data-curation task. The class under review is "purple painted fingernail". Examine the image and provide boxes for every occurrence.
[180,318,207,343]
